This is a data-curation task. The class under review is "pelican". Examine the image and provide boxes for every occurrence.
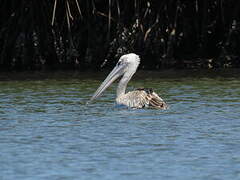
[89,53,167,109]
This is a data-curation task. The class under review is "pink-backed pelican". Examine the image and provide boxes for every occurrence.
[90,53,167,109]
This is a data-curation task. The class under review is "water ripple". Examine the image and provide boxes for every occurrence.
[0,73,240,179]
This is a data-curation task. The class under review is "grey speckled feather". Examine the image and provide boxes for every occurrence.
[116,88,167,109]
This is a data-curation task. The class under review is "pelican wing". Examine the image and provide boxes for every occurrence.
[117,88,167,109]
[146,91,167,109]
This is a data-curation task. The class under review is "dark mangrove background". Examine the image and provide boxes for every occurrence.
[0,0,240,71]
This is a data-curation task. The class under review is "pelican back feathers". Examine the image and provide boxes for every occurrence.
[116,88,168,109]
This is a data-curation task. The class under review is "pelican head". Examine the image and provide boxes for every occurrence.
[90,53,140,101]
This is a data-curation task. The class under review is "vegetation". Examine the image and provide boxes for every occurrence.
[0,0,240,71]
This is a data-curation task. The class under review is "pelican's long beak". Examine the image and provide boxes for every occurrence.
[90,63,126,102]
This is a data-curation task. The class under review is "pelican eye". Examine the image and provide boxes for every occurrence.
[116,61,122,66]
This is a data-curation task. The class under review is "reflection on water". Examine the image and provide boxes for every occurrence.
[0,71,240,180]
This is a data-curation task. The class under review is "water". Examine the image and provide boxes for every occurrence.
[0,71,240,180]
